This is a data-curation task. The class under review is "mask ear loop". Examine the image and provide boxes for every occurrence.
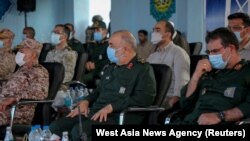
[223,47,232,67]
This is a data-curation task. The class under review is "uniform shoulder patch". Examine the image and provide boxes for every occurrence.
[137,58,146,63]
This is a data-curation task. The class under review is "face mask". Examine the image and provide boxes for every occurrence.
[151,32,162,44]
[51,33,61,45]
[15,52,26,66]
[69,32,73,40]
[0,40,4,48]
[209,51,231,69]
[94,32,103,41]
[107,46,122,64]
[234,32,242,42]
[22,34,27,40]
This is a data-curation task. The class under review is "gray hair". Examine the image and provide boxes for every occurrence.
[113,30,137,49]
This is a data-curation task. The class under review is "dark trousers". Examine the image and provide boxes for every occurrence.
[49,115,117,141]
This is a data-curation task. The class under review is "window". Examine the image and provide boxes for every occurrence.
[89,0,111,27]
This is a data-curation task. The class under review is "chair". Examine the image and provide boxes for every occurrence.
[10,62,65,137]
[119,64,172,125]
[189,42,202,55]
[72,52,88,81]
[39,43,54,63]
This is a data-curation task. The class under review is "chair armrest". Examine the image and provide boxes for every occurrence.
[10,99,54,128]
[235,118,250,125]
[119,106,165,125]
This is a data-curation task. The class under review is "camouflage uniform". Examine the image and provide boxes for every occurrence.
[0,64,49,125]
[0,48,16,80]
[45,46,77,83]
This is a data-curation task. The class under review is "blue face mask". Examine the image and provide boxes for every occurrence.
[233,32,242,42]
[107,46,119,64]
[209,54,229,69]
[94,32,103,41]
[0,40,4,48]
[51,33,61,45]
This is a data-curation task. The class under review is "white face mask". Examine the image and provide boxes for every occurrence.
[151,32,162,44]
[51,33,61,45]
[15,52,26,66]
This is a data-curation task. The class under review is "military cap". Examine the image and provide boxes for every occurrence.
[92,15,103,23]
[19,38,42,55]
[92,21,107,29]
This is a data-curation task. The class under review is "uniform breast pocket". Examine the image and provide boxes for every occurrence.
[223,86,244,103]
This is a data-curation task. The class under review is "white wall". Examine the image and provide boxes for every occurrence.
[111,0,206,52]
[0,0,89,46]
[0,0,61,46]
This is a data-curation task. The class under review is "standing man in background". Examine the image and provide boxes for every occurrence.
[136,29,154,60]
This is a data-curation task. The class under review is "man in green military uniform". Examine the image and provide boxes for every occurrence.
[170,27,250,125]
[49,30,156,141]
[65,23,84,54]
[83,21,109,88]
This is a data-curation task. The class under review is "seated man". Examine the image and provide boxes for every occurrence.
[50,30,156,141]
[227,12,250,60]
[171,27,250,125]
[65,23,84,54]
[148,20,190,108]
[0,29,16,81]
[0,39,49,126]
[45,24,77,84]
[83,21,109,88]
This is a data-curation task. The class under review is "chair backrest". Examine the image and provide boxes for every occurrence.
[39,43,54,63]
[150,64,172,106]
[189,42,202,55]
[40,62,65,100]
[73,52,88,81]
[11,62,65,137]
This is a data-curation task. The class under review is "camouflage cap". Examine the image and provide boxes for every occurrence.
[91,21,107,29]
[19,39,42,55]
[0,28,15,39]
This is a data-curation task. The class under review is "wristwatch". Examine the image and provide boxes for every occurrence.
[217,111,226,122]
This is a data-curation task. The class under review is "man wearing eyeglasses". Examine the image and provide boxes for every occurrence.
[45,24,77,83]
[168,27,250,125]
[227,12,250,60]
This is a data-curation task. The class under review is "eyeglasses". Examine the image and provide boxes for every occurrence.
[205,47,224,55]
[227,25,245,31]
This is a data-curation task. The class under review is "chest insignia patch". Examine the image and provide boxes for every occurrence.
[224,87,236,98]
[119,87,126,94]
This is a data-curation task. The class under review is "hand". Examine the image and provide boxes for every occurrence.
[168,96,180,107]
[66,100,89,118]
[89,62,95,70]
[197,113,221,125]
[86,62,91,71]
[193,59,212,78]
[91,104,113,122]
[0,97,16,111]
